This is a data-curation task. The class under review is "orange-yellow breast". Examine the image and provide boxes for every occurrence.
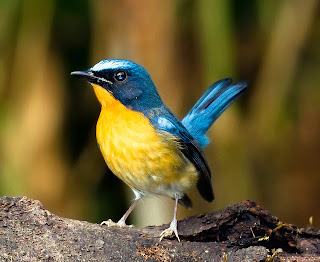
[92,84,198,197]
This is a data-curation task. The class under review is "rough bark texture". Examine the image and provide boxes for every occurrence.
[0,196,319,261]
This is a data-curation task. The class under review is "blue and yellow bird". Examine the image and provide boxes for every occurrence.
[71,59,247,241]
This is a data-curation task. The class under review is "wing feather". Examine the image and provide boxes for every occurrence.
[156,115,214,202]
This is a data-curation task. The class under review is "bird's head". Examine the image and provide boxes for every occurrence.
[71,59,162,109]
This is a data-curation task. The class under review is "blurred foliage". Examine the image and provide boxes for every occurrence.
[0,0,319,228]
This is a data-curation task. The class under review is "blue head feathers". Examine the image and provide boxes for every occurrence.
[88,60,163,109]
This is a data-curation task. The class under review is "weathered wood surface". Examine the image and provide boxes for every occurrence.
[0,196,319,261]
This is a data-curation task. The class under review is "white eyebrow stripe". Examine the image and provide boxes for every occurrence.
[90,60,134,72]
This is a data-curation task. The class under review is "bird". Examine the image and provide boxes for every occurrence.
[71,59,247,241]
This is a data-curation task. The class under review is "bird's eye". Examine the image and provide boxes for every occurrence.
[114,70,127,81]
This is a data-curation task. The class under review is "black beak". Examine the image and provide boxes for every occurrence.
[71,71,95,81]
[71,70,113,85]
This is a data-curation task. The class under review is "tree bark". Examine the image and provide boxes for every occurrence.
[0,196,319,261]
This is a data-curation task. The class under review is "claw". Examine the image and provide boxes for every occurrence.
[159,219,180,242]
[100,219,133,227]
[100,219,118,227]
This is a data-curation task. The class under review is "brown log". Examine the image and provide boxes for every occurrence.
[0,196,319,261]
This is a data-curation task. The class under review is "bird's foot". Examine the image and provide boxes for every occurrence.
[159,219,180,242]
[100,219,118,227]
[100,219,133,228]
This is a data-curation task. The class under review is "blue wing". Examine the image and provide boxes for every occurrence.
[153,113,214,203]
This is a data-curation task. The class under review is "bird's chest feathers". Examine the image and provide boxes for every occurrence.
[94,84,161,166]
[97,103,158,155]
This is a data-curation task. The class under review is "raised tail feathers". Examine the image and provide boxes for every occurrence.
[182,79,247,147]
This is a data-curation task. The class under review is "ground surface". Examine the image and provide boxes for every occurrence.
[0,196,319,261]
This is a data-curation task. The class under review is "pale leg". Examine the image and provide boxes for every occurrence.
[159,194,180,242]
[101,198,140,227]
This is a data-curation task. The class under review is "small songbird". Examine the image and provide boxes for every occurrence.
[71,59,247,241]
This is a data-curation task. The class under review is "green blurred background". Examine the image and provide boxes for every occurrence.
[0,0,319,229]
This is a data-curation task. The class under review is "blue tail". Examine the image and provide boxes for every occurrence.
[182,78,247,147]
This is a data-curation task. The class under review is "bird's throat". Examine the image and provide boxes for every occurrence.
[92,83,117,107]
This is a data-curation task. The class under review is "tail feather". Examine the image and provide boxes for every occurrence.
[182,79,247,147]
[190,78,232,112]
